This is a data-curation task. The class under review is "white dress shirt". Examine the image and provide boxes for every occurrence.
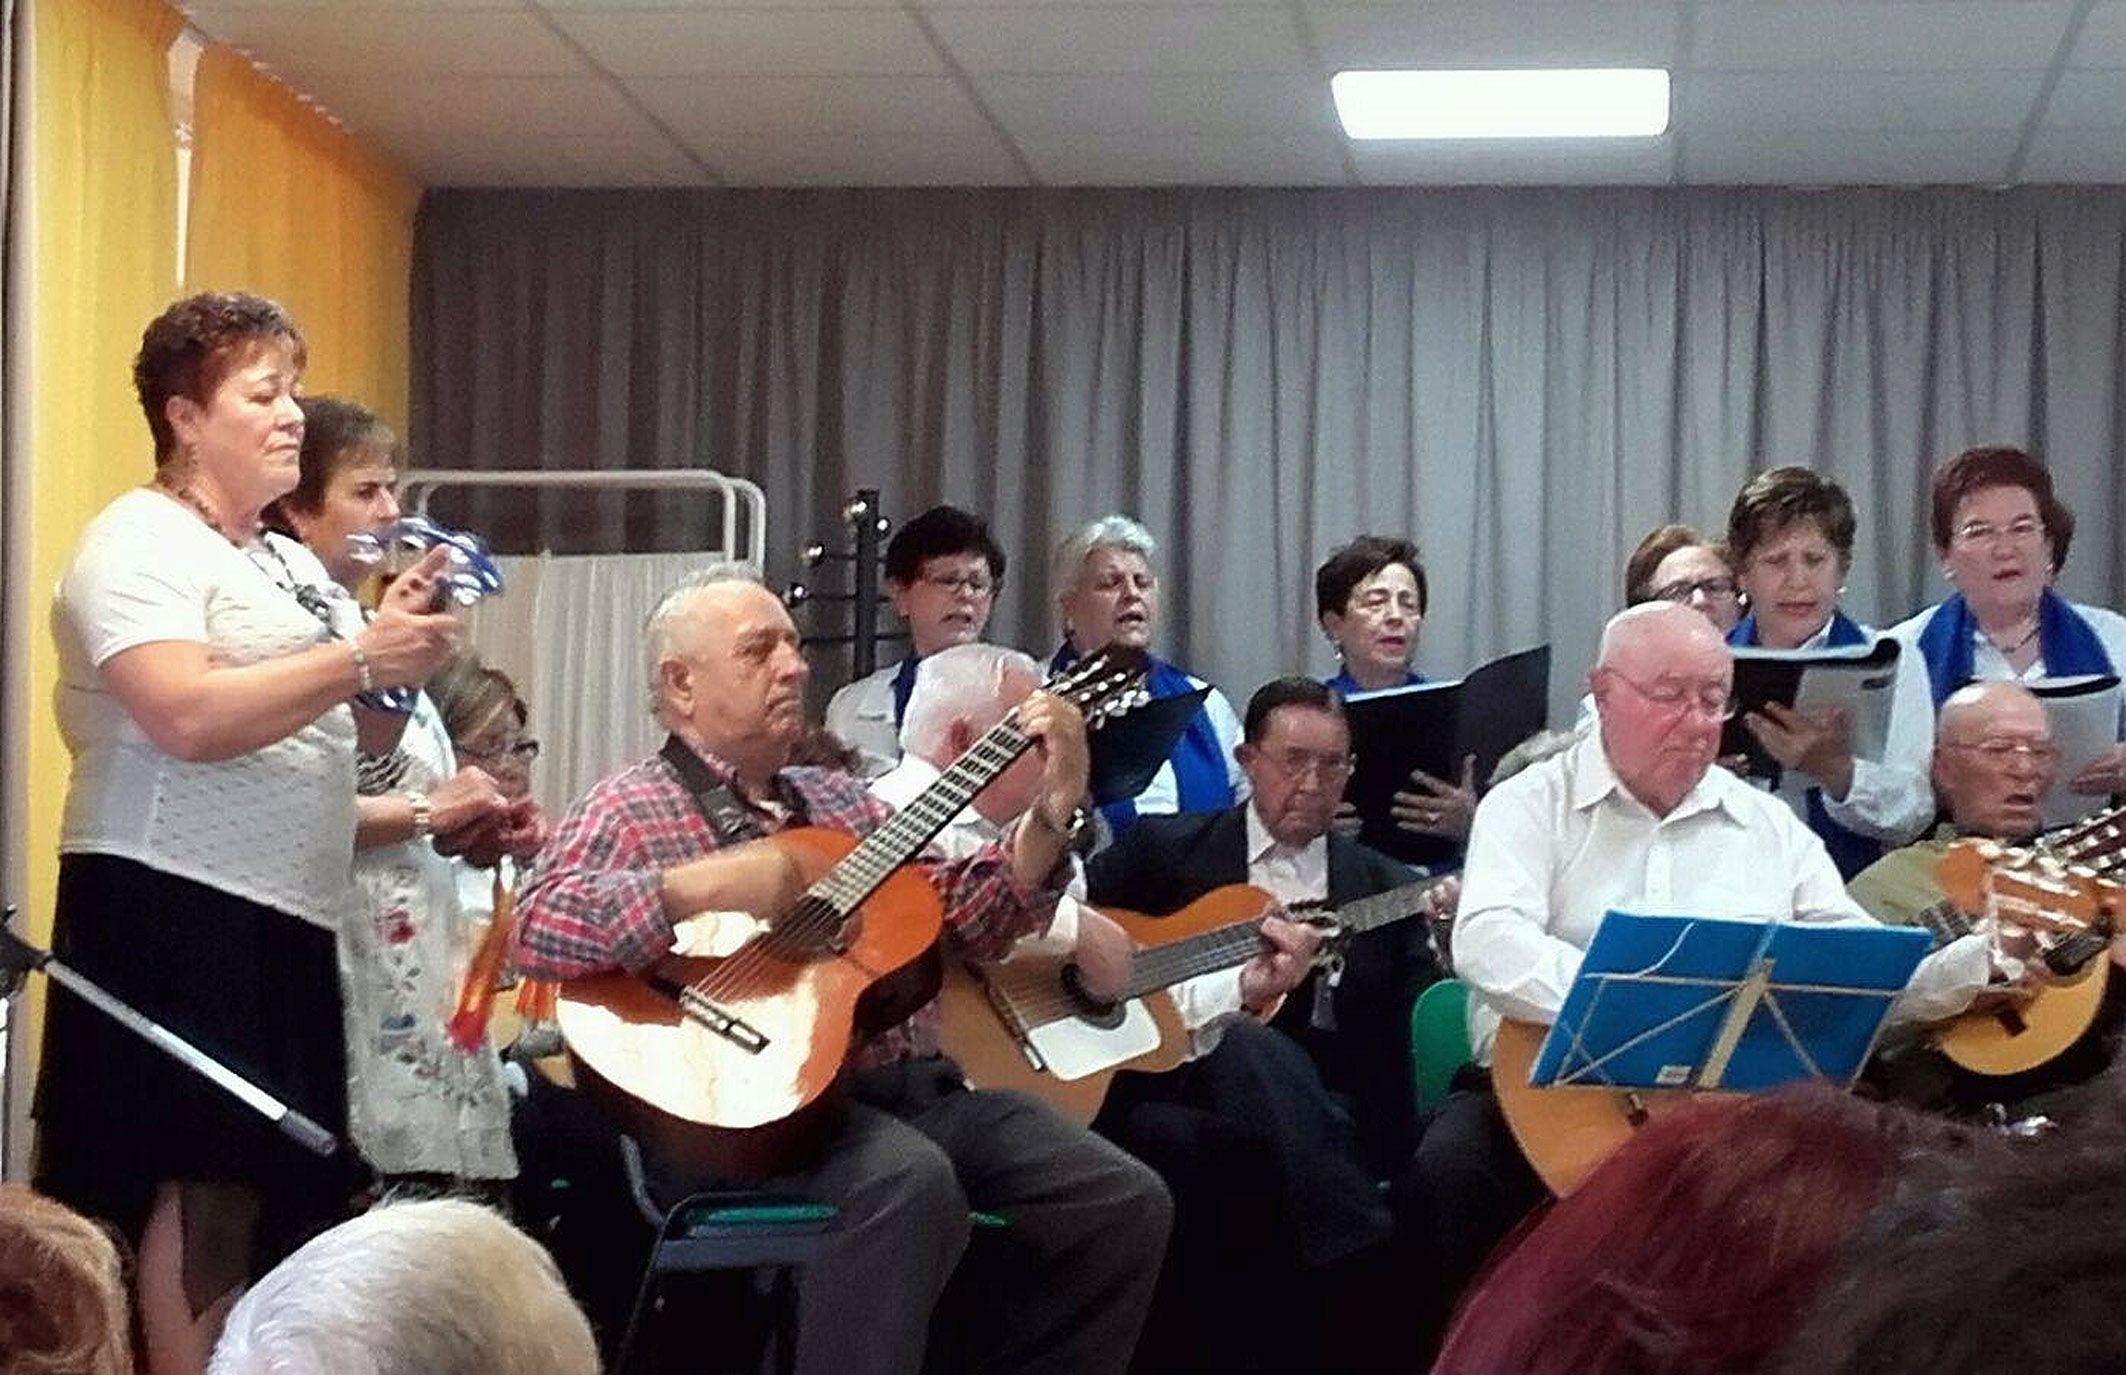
[824,662,907,780]
[1454,730,1991,1063]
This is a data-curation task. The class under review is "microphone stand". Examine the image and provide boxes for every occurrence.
[0,910,338,1158]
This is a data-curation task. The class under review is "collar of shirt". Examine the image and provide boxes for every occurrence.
[1244,800,1329,903]
[666,735,795,827]
[1563,728,1750,829]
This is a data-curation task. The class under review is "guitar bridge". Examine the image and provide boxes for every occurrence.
[673,985,770,1054]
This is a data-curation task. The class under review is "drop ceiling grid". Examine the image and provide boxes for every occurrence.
[170,0,2126,186]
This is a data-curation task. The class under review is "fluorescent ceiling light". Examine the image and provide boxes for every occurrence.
[1332,68,1670,141]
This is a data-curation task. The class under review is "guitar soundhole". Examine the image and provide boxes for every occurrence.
[1060,964,1126,1030]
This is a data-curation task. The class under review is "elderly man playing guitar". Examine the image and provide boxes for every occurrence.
[1404,602,1997,1360]
[511,566,1169,1375]
[1852,679,2126,1117]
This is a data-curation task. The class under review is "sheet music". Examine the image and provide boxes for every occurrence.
[1726,638,1901,776]
[2029,675,2123,828]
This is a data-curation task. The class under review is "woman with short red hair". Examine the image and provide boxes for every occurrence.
[1431,1089,1985,1375]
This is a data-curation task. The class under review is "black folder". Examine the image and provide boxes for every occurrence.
[1342,645,1551,867]
[1720,639,1901,781]
[1087,686,1211,807]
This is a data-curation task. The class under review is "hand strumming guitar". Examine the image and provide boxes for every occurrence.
[1008,690,1091,887]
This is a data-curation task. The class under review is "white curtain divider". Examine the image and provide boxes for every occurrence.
[468,550,718,818]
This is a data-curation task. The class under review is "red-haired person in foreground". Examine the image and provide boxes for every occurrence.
[0,1183,132,1375]
[1431,1088,1986,1375]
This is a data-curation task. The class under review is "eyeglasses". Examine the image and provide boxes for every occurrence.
[918,571,996,598]
[1605,670,1737,721]
[1650,575,1739,604]
[461,738,540,764]
[1260,749,1355,783]
[1943,738,2059,765]
[1951,516,2046,549]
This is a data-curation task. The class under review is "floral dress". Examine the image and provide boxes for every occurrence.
[341,693,516,1181]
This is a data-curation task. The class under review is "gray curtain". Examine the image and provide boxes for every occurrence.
[411,186,2126,721]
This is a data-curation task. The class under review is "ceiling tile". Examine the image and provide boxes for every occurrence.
[2043,69,2126,126]
[1306,2,1679,72]
[1682,70,2042,131]
[181,0,516,13]
[2021,125,2126,178]
[1022,130,1348,183]
[416,132,708,186]
[628,75,995,138]
[285,74,652,143]
[1689,1,2075,71]
[973,72,1339,136]
[702,132,1027,184]
[1350,138,1675,184]
[1682,127,2020,182]
[924,6,1307,75]
[545,8,947,76]
[185,7,583,74]
[2068,1,2126,65]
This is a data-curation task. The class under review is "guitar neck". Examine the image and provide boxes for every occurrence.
[812,721,1031,912]
[1116,877,1440,1001]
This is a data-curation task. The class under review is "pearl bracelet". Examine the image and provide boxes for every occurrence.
[349,639,375,693]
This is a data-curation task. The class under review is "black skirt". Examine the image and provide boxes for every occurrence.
[33,852,356,1261]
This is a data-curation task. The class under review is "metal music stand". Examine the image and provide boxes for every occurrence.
[1528,910,1933,1093]
[0,909,338,1157]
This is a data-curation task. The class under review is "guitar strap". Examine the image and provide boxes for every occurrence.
[660,735,767,846]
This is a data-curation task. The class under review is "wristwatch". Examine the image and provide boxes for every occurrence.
[406,789,434,841]
[1030,803,1088,844]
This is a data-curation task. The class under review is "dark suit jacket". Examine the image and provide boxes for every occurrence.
[1085,805,1441,1173]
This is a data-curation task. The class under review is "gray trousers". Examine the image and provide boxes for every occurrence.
[668,1063,1173,1375]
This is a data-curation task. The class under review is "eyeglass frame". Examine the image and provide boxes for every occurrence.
[459,737,541,764]
[1251,747,1357,784]
[1598,667,1738,721]
[1949,515,2048,550]
[914,570,998,599]
[1648,574,1740,605]
[1940,737,2060,765]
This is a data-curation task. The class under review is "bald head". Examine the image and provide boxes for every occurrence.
[1588,602,1735,817]
[1933,680,2054,839]
[1596,601,1730,676]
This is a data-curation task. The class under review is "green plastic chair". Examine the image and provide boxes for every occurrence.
[1409,978,1472,1115]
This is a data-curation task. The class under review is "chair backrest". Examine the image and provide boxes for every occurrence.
[1409,978,1472,1114]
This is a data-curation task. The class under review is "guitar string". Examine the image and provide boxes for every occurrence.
[993,880,1441,1024]
[677,661,1133,1011]
[681,724,1032,1006]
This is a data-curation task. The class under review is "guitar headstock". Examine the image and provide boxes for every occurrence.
[1938,830,2126,938]
[1044,645,1153,729]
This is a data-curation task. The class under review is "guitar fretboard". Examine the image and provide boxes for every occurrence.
[1115,877,1442,1000]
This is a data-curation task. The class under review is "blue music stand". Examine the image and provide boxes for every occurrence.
[1529,911,1932,1092]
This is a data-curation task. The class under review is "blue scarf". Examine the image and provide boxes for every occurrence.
[1727,608,1870,651]
[889,655,922,727]
[1325,667,1424,696]
[1729,608,1880,879]
[1915,588,2116,707]
[1052,642,1235,835]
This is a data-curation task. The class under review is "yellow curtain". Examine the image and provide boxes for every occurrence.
[17,0,184,1106]
[186,47,420,426]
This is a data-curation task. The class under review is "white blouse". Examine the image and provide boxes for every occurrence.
[54,489,358,928]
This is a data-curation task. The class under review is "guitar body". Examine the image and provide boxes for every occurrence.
[939,884,1283,1121]
[937,962,1186,1122]
[557,826,944,1178]
[1932,956,2110,1077]
[1492,1018,1713,1197]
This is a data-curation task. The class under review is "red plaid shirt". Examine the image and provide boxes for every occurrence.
[513,741,1059,1069]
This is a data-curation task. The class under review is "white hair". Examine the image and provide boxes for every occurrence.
[1594,600,1708,669]
[899,643,1042,763]
[1050,514,1157,609]
[644,561,765,714]
[207,1200,597,1375]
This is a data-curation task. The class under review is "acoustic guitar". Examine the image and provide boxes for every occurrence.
[1493,807,2126,1195]
[939,877,1443,1121]
[1925,804,2126,1077]
[555,646,1150,1177]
